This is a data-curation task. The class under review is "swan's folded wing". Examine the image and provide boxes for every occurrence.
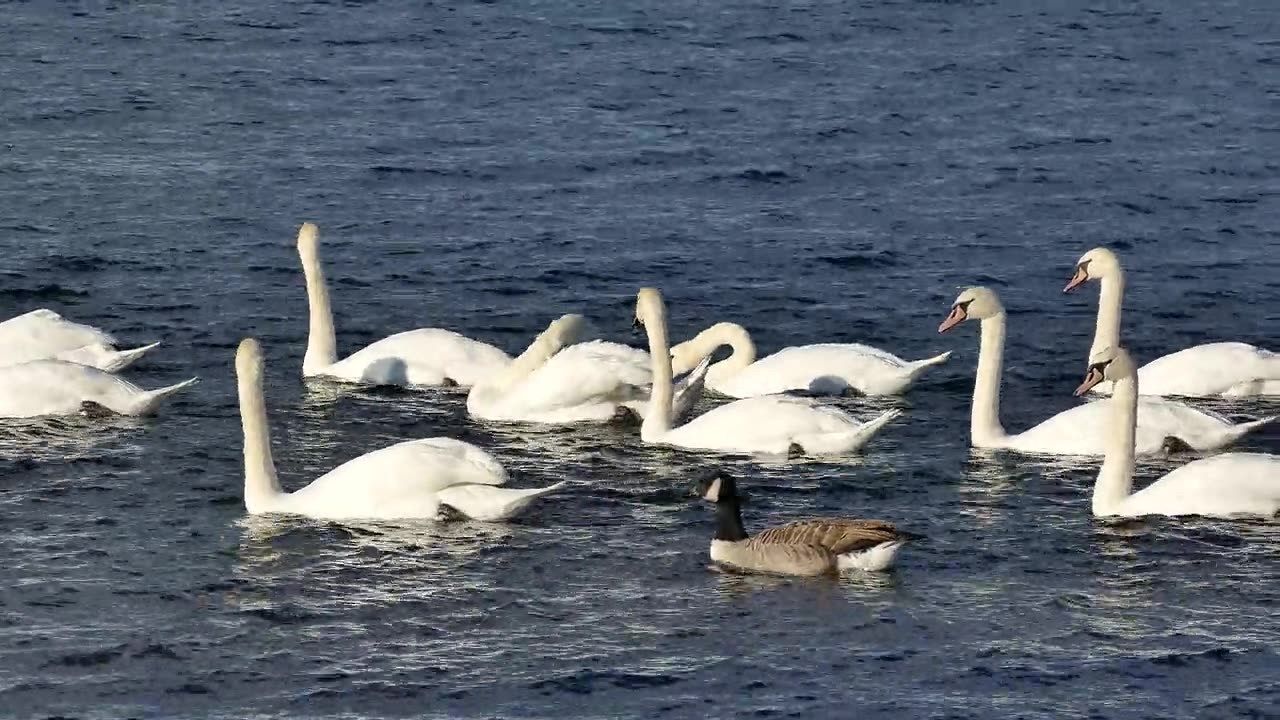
[299,437,508,501]
[335,328,511,385]
[755,518,905,555]
[503,341,652,410]
[0,309,118,359]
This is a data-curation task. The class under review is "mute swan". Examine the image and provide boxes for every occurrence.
[467,313,710,424]
[695,472,913,574]
[236,338,565,521]
[670,322,950,397]
[1065,247,1279,396]
[0,309,159,371]
[938,287,1272,455]
[296,223,511,387]
[635,288,900,456]
[1075,346,1280,518]
[0,360,197,418]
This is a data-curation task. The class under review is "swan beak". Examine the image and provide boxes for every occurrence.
[1063,265,1089,293]
[1074,367,1104,396]
[938,305,966,333]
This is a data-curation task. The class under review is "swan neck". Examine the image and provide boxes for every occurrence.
[1093,271,1125,357]
[641,307,675,440]
[238,367,283,512]
[1094,373,1137,515]
[972,314,1008,445]
[300,250,338,373]
[714,499,749,542]
[488,319,575,390]
[671,322,757,377]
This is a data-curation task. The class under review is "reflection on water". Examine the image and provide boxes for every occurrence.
[0,415,146,462]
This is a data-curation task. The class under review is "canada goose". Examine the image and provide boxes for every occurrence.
[693,472,915,575]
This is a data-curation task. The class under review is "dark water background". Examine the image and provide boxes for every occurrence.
[2,1,1278,718]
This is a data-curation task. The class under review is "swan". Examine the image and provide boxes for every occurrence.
[296,222,511,387]
[1064,247,1280,396]
[635,287,901,456]
[0,360,197,418]
[669,322,951,397]
[938,287,1273,455]
[236,338,565,521]
[0,309,159,371]
[695,471,913,574]
[467,313,710,424]
[1075,346,1280,518]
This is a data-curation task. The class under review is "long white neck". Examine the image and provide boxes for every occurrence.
[971,313,1009,446]
[238,366,284,513]
[641,307,675,442]
[1091,270,1125,357]
[1094,372,1137,516]
[488,316,581,390]
[670,322,757,379]
[299,247,338,374]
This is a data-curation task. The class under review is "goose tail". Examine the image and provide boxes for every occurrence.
[131,377,200,415]
[837,540,906,572]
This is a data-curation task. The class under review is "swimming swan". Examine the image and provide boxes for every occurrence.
[1076,346,1280,518]
[695,472,913,574]
[0,360,197,418]
[296,223,511,387]
[670,322,950,397]
[0,309,159,371]
[635,287,900,456]
[938,287,1272,455]
[236,338,565,521]
[467,314,709,424]
[1065,247,1279,396]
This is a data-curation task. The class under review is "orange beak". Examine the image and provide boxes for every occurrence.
[1074,367,1104,396]
[938,305,967,333]
[1063,266,1089,293]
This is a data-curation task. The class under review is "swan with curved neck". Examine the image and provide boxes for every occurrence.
[937,287,1273,455]
[1065,247,1279,396]
[636,287,900,456]
[296,222,512,387]
[237,338,565,520]
[0,309,160,372]
[1075,346,1280,518]
[669,322,950,397]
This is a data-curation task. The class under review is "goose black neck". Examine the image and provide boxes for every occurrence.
[713,497,748,542]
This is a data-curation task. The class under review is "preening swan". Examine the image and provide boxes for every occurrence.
[938,287,1272,455]
[236,338,565,521]
[669,322,950,397]
[467,314,709,425]
[0,309,159,372]
[635,288,900,456]
[1065,247,1280,396]
[1076,346,1280,518]
[0,360,196,418]
[296,222,511,387]
[695,472,913,574]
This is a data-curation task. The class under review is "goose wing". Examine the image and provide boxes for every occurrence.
[755,518,907,555]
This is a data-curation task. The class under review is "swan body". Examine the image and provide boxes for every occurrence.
[236,338,563,521]
[696,472,912,575]
[0,360,197,417]
[0,309,159,372]
[635,288,899,456]
[670,322,950,397]
[297,222,511,387]
[1065,247,1280,396]
[1077,346,1280,518]
[938,287,1272,456]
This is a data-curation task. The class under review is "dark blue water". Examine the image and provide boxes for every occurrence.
[2,1,1279,718]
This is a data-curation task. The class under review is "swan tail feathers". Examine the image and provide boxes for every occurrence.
[906,351,952,379]
[794,409,902,455]
[99,341,162,372]
[132,377,200,415]
[438,480,568,522]
[837,540,905,572]
[1217,415,1277,446]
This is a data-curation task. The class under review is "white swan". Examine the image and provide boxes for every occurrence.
[635,288,900,456]
[669,322,950,397]
[1065,247,1280,396]
[296,223,511,387]
[0,309,159,371]
[236,338,565,521]
[0,360,197,418]
[467,313,710,424]
[1076,346,1280,518]
[938,287,1273,455]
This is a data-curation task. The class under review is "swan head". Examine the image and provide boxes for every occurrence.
[634,287,666,330]
[939,286,1003,333]
[1074,345,1135,395]
[1064,247,1120,292]
[545,313,587,347]
[296,222,321,261]
[236,338,265,381]
[692,470,738,503]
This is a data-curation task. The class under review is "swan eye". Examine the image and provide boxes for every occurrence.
[1075,259,1091,277]
[955,299,973,312]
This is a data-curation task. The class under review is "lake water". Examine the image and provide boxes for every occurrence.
[1,1,1278,718]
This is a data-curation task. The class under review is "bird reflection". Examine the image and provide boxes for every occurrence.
[0,415,145,461]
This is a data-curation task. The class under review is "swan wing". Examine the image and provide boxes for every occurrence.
[1005,398,1247,456]
[1122,453,1280,517]
[1133,342,1279,397]
[328,329,511,387]
[714,343,930,396]
[473,341,651,421]
[0,309,118,366]
[663,395,872,454]
[437,480,568,521]
[0,361,149,417]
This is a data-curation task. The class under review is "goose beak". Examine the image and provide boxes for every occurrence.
[938,305,966,333]
[1064,265,1089,293]
[1074,367,1104,396]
